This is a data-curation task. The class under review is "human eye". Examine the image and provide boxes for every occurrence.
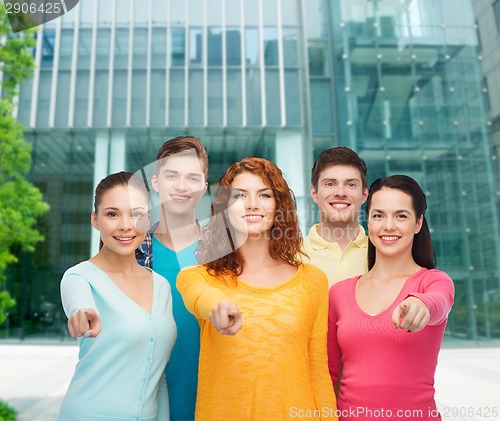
[347,182,357,188]
[325,181,334,187]
[396,214,408,219]
[232,191,245,199]
[164,173,177,180]
[132,211,145,219]
[370,213,382,219]
[106,211,118,217]
[189,176,201,183]
[260,190,273,198]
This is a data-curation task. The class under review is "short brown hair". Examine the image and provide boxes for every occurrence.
[156,136,209,178]
[311,147,367,190]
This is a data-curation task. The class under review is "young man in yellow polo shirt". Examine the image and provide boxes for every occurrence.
[303,147,369,287]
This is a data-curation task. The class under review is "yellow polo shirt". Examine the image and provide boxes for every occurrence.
[302,224,368,288]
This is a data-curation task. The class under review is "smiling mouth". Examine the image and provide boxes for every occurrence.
[114,236,136,243]
[380,236,400,241]
[170,194,190,201]
[243,215,264,221]
[329,203,349,209]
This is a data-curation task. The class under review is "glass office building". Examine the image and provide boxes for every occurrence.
[2,0,499,341]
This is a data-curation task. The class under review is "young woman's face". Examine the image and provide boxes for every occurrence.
[92,185,150,256]
[227,172,276,239]
[368,187,423,260]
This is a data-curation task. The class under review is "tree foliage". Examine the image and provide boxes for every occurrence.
[0,5,49,324]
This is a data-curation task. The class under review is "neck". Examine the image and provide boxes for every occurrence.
[91,248,139,274]
[237,235,275,269]
[317,219,360,250]
[156,208,199,250]
[369,252,421,280]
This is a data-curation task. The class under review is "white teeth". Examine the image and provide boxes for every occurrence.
[244,215,263,221]
[381,236,399,241]
[172,195,188,200]
[331,203,348,209]
[116,237,133,241]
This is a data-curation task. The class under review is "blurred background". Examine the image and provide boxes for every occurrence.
[1,0,500,343]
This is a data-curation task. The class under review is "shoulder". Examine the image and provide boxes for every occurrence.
[410,268,454,295]
[176,265,231,289]
[60,262,99,291]
[178,265,216,281]
[417,268,453,284]
[179,264,207,275]
[303,224,319,244]
[62,261,94,280]
[330,276,358,296]
[149,268,169,285]
[298,264,329,295]
[301,263,328,281]
[354,225,369,246]
[306,224,319,237]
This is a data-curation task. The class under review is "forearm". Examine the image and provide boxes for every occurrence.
[309,335,338,419]
[407,273,454,325]
[176,269,230,320]
[156,371,169,421]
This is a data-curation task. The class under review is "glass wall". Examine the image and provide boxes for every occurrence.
[1,0,499,341]
[324,0,500,339]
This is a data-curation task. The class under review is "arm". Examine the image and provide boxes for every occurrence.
[60,272,101,338]
[392,270,455,332]
[176,268,242,335]
[308,276,338,419]
[156,370,169,421]
[327,285,342,394]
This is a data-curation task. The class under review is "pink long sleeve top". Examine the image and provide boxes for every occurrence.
[328,268,454,421]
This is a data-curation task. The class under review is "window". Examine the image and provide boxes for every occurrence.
[494,0,500,33]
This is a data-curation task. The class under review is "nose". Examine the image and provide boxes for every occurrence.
[118,215,133,231]
[245,194,259,210]
[334,184,347,197]
[383,217,396,231]
[174,176,188,191]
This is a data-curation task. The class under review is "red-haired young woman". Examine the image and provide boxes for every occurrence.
[177,157,337,421]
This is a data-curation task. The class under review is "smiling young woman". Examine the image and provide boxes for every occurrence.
[328,175,454,421]
[177,157,337,421]
[58,172,176,421]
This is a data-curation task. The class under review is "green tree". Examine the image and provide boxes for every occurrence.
[0,5,49,324]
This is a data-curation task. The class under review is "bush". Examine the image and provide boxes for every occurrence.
[0,400,17,421]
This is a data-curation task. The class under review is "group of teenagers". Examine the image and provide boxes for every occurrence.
[58,136,455,421]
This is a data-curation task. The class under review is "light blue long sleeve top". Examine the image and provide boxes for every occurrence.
[58,261,177,421]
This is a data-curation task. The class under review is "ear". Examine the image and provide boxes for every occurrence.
[151,174,160,193]
[202,181,208,196]
[414,215,424,234]
[361,187,368,205]
[91,211,99,231]
[310,185,319,204]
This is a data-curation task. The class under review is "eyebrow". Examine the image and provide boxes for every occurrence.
[370,208,411,214]
[102,206,147,211]
[162,169,203,177]
[321,177,360,183]
[232,187,272,193]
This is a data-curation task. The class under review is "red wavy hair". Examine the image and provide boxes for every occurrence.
[197,157,305,276]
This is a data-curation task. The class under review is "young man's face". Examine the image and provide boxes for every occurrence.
[311,164,368,226]
[152,154,207,217]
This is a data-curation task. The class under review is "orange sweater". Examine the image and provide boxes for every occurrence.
[177,263,337,421]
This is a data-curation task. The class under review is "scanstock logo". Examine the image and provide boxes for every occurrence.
[3,0,79,32]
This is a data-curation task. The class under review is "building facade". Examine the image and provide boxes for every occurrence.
[2,0,499,341]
